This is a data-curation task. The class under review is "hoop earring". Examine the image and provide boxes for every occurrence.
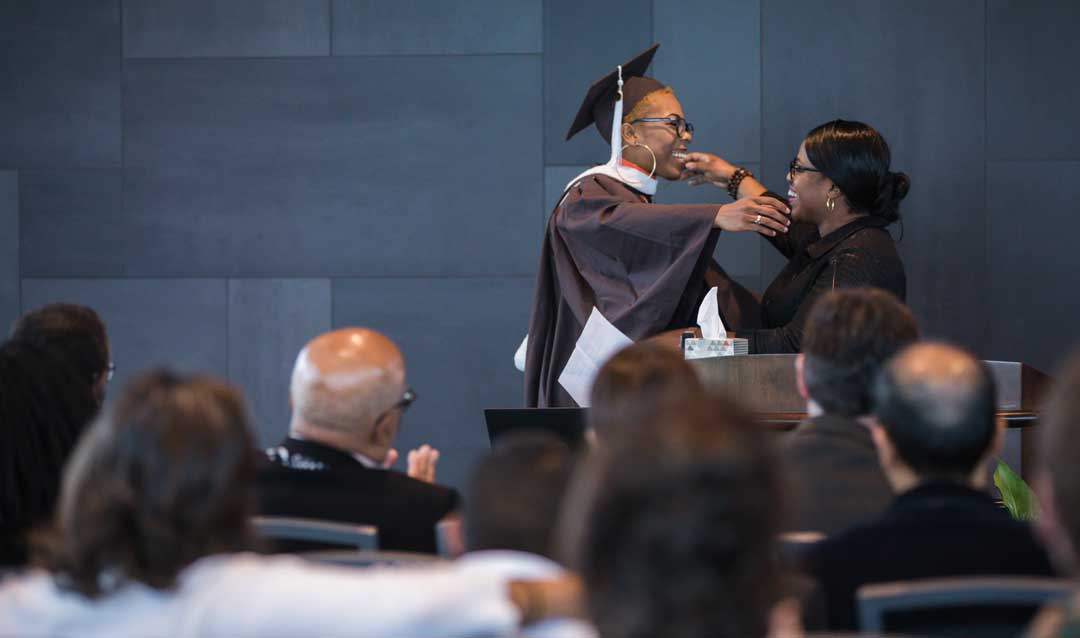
[825,195,836,213]
[619,142,657,179]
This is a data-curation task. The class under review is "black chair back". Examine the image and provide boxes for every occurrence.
[252,516,379,552]
[857,576,1071,638]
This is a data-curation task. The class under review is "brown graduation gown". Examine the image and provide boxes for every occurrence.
[524,174,761,407]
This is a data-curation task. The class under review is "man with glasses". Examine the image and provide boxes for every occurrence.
[256,327,457,554]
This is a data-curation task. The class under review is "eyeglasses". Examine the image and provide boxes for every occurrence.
[789,159,821,177]
[375,387,416,424]
[630,115,694,137]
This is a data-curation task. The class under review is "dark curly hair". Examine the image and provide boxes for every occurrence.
[1039,348,1080,572]
[0,339,98,566]
[801,288,919,416]
[588,342,703,440]
[465,431,578,559]
[34,370,258,598]
[12,303,110,402]
[575,393,782,638]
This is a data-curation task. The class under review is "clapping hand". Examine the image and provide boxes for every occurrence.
[407,444,440,483]
[380,444,441,483]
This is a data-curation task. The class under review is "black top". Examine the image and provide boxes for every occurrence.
[800,482,1056,630]
[0,529,28,567]
[744,212,906,354]
[255,438,459,554]
[779,414,892,536]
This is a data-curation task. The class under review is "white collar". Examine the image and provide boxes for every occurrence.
[565,160,657,198]
[289,432,381,469]
[350,451,380,469]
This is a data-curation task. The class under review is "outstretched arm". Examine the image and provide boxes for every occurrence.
[682,152,810,258]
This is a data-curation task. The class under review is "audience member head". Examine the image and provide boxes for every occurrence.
[0,339,98,565]
[798,288,918,417]
[871,342,999,491]
[12,303,111,406]
[288,327,409,463]
[567,393,786,638]
[1034,349,1080,573]
[464,431,578,559]
[588,341,703,442]
[789,119,909,226]
[37,370,257,598]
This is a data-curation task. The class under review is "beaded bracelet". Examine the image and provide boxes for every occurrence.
[727,167,753,199]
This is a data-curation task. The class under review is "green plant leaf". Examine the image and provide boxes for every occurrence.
[994,459,1039,521]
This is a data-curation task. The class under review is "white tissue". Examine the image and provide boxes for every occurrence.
[696,287,728,340]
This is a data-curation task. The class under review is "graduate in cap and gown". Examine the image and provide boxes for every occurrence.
[524,44,792,408]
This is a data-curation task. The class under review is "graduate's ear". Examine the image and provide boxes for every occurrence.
[621,121,637,145]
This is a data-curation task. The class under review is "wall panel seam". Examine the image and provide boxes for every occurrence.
[225,278,231,377]
[125,52,543,63]
[982,0,990,356]
[758,0,766,286]
[19,274,539,281]
[15,171,21,315]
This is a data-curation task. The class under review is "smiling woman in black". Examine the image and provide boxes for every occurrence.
[683,119,909,353]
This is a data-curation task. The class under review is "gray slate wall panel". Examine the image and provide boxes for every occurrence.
[0,1,121,168]
[228,279,332,446]
[653,0,761,164]
[332,0,542,55]
[54,56,541,277]
[986,162,1078,373]
[333,277,534,490]
[543,0,653,165]
[762,0,986,350]
[21,171,125,277]
[543,165,589,226]
[988,1,1080,161]
[124,0,330,58]
[21,279,228,395]
[0,173,17,332]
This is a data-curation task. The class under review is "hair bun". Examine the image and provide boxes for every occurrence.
[873,171,910,223]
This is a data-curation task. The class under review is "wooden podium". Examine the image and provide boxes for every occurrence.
[687,355,1051,478]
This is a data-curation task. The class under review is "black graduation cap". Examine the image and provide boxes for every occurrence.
[565,43,666,144]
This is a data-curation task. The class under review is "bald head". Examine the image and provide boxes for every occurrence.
[873,342,997,478]
[289,328,406,444]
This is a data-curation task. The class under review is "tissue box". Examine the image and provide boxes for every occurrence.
[683,337,749,360]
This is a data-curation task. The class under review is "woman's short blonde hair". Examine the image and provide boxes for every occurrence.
[623,86,674,123]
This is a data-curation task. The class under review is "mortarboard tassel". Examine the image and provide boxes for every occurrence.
[606,65,624,172]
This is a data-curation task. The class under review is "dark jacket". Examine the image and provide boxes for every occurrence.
[779,414,893,535]
[255,438,459,554]
[801,482,1056,630]
[745,214,906,354]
